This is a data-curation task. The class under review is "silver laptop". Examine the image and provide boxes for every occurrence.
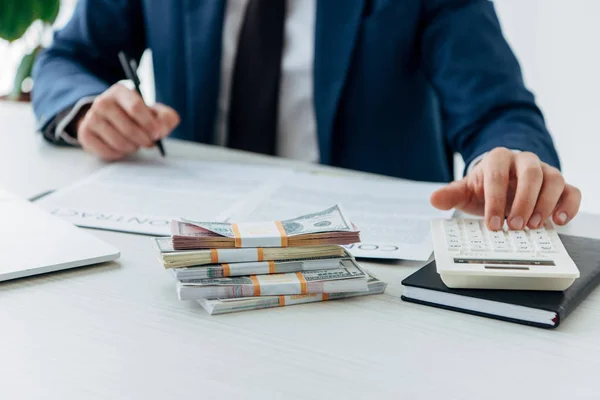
[0,190,120,282]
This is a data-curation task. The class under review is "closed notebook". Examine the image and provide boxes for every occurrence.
[401,235,600,329]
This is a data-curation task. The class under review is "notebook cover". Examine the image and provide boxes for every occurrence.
[401,234,600,329]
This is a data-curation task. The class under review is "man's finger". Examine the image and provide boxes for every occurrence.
[527,164,565,228]
[152,103,181,138]
[483,148,513,230]
[95,97,154,148]
[552,184,582,225]
[86,114,138,153]
[506,152,543,229]
[79,130,126,161]
[430,178,470,211]
[112,85,161,136]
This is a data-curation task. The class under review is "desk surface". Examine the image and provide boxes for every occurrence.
[1,102,599,400]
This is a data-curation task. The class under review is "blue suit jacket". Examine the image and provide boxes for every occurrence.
[32,0,560,182]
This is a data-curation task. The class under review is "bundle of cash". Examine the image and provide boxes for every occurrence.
[171,205,360,249]
[155,238,349,269]
[169,256,352,280]
[156,205,386,313]
[176,259,369,300]
[197,273,387,315]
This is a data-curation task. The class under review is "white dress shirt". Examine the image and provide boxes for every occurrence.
[216,0,319,163]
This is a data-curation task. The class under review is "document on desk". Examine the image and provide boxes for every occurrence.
[37,160,452,260]
[226,172,453,260]
[36,159,294,236]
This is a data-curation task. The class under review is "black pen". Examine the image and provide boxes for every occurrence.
[117,51,166,157]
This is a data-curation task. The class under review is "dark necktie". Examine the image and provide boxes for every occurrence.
[227,0,286,155]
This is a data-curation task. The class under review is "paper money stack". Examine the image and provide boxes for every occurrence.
[155,205,387,314]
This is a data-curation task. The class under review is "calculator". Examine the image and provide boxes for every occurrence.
[431,218,580,291]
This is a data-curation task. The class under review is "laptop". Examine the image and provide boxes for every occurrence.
[0,189,120,282]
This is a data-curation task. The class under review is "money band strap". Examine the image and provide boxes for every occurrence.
[221,260,275,277]
[211,248,265,264]
[251,272,309,296]
[278,293,327,307]
[231,221,288,247]
[222,264,231,277]
[295,272,307,294]
[250,275,261,296]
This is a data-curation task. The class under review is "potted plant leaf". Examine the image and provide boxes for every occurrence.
[0,0,61,101]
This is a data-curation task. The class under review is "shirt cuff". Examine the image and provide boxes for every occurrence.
[466,149,522,175]
[54,96,97,146]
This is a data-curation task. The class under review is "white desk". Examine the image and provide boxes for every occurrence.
[1,102,599,400]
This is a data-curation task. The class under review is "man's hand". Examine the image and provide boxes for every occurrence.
[76,84,180,160]
[430,147,581,230]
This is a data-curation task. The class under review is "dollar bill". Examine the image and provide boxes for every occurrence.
[181,204,355,238]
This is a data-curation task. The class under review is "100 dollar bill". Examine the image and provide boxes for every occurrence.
[182,204,355,238]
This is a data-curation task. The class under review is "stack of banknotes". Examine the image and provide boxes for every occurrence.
[155,205,387,314]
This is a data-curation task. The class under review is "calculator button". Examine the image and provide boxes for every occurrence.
[468,244,489,251]
[515,244,532,252]
[536,243,556,253]
[492,245,511,252]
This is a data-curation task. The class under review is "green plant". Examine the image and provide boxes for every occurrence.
[0,0,61,100]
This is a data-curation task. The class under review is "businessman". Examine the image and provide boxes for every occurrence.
[32,0,581,231]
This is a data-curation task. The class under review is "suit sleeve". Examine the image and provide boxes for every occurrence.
[420,0,561,170]
[32,0,146,135]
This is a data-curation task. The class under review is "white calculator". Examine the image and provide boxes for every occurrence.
[431,218,580,291]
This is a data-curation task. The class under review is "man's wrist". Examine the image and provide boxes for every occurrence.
[67,103,92,138]
[54,96,96,146]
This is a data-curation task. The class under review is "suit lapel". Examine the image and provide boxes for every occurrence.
[314,0,365,164]
[183,0,226,143]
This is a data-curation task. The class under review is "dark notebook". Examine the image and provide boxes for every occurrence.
[401,234,600,329]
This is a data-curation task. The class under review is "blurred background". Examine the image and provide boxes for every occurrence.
[1,0,598,213]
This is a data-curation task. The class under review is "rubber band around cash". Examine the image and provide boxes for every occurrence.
[230,221,289,248]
